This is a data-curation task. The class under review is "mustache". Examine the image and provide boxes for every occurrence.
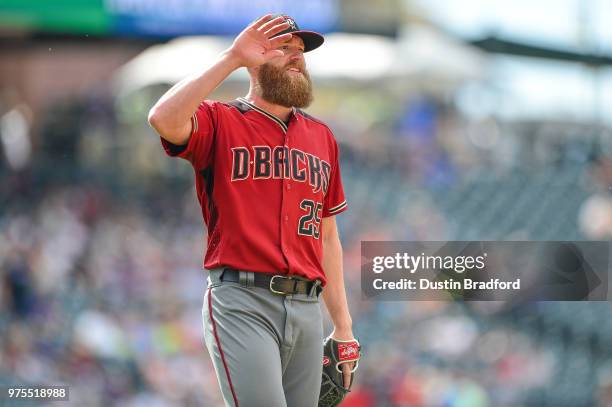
[284,62,306,71]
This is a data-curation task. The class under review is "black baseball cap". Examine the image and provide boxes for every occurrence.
[270,14,324,52]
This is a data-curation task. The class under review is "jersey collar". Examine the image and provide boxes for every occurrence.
[237,97,297,133]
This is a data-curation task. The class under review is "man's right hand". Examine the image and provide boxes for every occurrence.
[148,15,292,146]
[226,15,293,68]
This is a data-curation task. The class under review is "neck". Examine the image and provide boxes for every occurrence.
[244,91,293,122]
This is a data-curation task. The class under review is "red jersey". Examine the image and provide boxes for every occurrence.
[160,98,347,284]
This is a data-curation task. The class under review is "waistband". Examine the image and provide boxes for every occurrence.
[208,268,322,298]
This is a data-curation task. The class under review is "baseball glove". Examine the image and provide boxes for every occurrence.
[318,336,361,407]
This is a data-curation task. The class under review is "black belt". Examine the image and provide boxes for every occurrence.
[221,268,322,297]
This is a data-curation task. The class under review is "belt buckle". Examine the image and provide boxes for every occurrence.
[270,275,292,295]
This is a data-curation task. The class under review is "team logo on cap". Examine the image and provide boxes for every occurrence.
[285,16,297,30]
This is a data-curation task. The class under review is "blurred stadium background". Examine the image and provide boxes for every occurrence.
[1,0,612,406]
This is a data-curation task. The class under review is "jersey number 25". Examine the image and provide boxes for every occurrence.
[298,199,322,239]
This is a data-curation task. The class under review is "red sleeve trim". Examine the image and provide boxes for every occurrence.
[325,200,348,217]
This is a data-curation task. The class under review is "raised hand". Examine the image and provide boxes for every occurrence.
[227,15,293,68]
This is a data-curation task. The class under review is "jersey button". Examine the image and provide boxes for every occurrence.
[286,184,291,190]
[284,215,289,222]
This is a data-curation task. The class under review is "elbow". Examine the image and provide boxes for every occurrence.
[148,106,191,146]
[147,107,162,132]
[147,107,173,140]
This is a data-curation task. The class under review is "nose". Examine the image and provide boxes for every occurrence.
[288,51,303,63]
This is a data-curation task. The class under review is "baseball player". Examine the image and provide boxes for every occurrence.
[148,14,358,406]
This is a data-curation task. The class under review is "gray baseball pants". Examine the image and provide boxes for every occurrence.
[202,268,324,407]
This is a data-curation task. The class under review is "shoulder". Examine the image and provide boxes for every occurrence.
[296,109,337,141]
[194,100,252,131]
[197,99,250,115]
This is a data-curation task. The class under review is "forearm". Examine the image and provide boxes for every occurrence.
[321,234,352,334]
[148,51,241,143]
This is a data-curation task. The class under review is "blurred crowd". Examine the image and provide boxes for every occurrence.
[1,88,612,406]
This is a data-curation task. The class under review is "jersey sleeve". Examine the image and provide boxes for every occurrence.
[160,100,218,171]
[323,138,348,217]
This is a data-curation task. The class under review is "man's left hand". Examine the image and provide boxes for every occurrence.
[331,328,358,389]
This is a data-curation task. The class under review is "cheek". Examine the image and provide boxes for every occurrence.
[269,56,284,65]
[270,53,289,64]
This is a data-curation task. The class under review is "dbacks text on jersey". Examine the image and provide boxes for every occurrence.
[231,145,331,195]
